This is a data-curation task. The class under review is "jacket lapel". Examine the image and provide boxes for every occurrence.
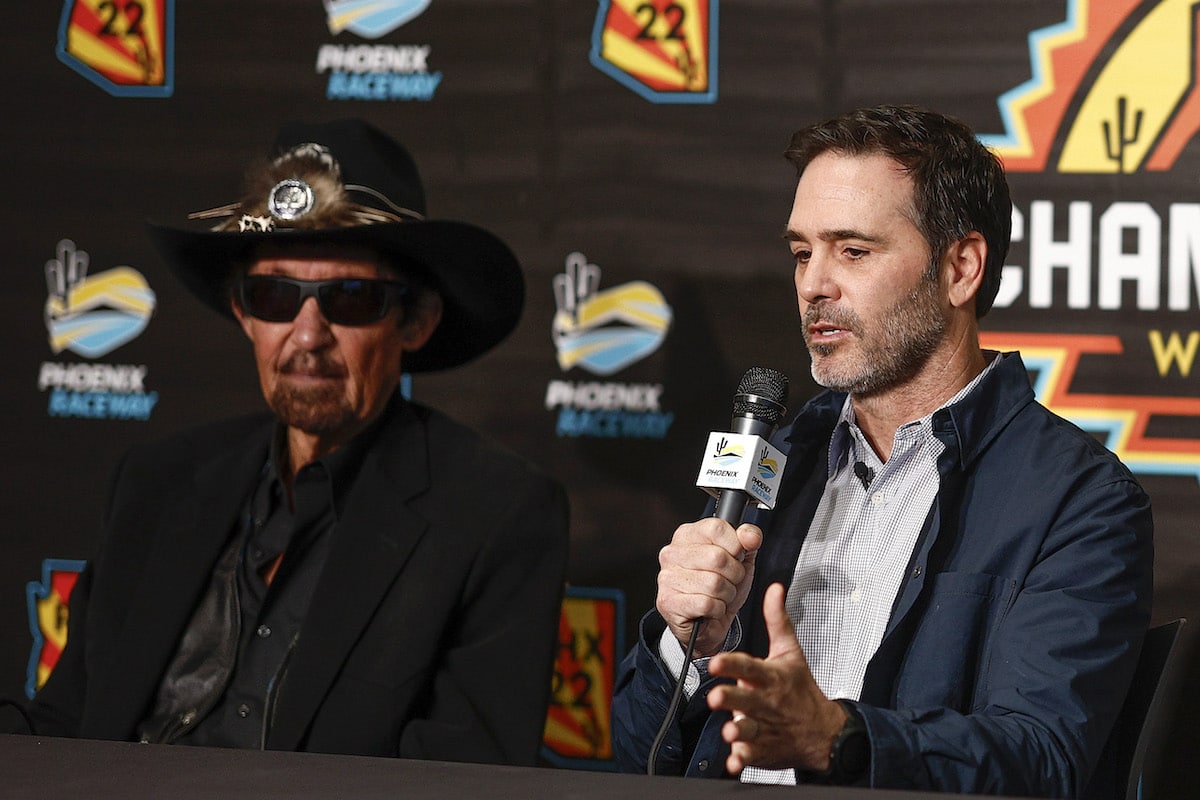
[89,426,270,738]
[266,403,430,750]
[860,353,1037,704]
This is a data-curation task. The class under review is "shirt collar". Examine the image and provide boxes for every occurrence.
[826,351,1002,477]
[265,391,404,518]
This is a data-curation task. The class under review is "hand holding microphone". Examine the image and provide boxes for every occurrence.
[655,368,790,656]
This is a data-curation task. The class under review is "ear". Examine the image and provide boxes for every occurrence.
[230,293,256,341]
[944,231,987,311]
[399,293,444,353]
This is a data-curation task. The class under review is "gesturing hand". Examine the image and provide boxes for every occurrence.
[706,582,846,775]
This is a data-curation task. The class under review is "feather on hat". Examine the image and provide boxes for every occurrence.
[148,119,524,373]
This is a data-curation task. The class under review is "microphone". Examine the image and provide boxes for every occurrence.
[649,367,790,777]
[711,367,790,524]
[853,461,874,490]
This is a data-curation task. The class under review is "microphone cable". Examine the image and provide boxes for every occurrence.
[646,619,701,776]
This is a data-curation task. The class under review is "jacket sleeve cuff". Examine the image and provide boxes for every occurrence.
[656,618,742,698]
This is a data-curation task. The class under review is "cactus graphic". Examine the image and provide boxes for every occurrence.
[45,239,89,315]
[1102,95,1144,173]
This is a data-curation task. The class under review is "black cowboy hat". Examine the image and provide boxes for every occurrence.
[147,118,524,372]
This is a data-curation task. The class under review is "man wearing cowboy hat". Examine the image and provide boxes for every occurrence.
[7,119,570,765]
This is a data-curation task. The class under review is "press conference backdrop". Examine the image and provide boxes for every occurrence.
[3,0,1198,789]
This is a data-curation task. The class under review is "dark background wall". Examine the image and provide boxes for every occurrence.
[2,0,1197,792]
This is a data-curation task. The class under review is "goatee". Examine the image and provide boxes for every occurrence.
[268,353,354,435]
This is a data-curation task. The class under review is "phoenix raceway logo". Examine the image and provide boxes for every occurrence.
[317,0,443,101]
[56,0,173,97]
[702,439,780,477]
[978,0,1200,485]
[326,0,430,37]
[711,436,744,465]
[38,239,160,421]
[590,0,718,103]
[25,559,85,698]
[545,252,675,439]
[757,446,781,480]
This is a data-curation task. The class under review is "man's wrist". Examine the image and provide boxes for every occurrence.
[655,618,742,698]
[802,700,870,785]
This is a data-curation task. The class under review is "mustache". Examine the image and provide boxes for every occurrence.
[280,352,346,377]
[803,302,861,332]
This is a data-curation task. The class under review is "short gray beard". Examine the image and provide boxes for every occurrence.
[805,274,946,397]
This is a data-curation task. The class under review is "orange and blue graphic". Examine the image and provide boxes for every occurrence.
[590,0,717,103]
[56,0,173,97]
[324,0,430,38]
[542,587,624,769]
[552,252,673,376]
[25,559,86,698]
[982,333,1200,481]
[981,0,1200,173]
[45,239,156,359]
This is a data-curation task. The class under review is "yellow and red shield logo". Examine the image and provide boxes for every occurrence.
[542,588,624,767]
[56,0,173,97]
[590,1,717,103]
[26,559,86,697]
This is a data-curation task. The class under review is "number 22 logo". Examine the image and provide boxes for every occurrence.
[590,0,718,104]
[56,0,174,97]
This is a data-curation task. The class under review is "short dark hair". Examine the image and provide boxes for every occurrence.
[784,105,1012,317]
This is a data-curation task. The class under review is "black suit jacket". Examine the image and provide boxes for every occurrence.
[22,399,570,765]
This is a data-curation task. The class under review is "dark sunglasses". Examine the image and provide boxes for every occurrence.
[237,275,409,326]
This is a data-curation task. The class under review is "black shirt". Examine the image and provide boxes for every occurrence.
[147,421,370,748]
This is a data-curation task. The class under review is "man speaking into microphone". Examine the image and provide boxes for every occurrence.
[611,105,1152,797]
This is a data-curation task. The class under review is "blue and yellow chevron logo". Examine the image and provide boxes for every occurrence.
[44,240,156,359]
[552,252,672,376]
[756,455,779,480]
[711,436,744,464]
[324,0,430,38]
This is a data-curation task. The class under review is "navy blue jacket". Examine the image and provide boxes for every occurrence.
[612,352,1153,797]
